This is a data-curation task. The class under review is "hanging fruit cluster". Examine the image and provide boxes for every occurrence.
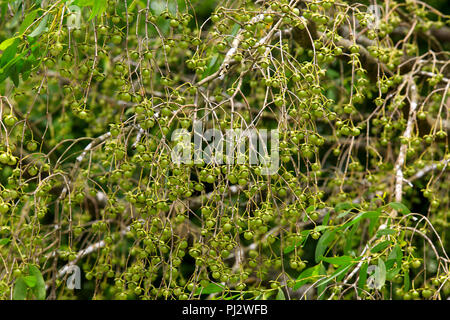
[0,0,449,300]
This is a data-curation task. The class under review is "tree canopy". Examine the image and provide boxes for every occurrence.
[0,0,449,300]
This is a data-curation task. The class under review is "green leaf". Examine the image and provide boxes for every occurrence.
[0,238,11,246]
[88,0,107,20]
[404,270,410,292]
[1,38,20,67]
[71,0,106,21]
[222,293,242,300]
[305,205,315,214]
[343,210,381,229]
[335,202,358,213]
[1,44,26,70]
[374,258,386,290]
[371,240,391,253]
[29,14,49,38]
[261,291,274,300]
[28,265,46,300]
[203,52,222,77]
[294,264,322,290]
[19,9,39,34]
[230,23,240,38]
[386,267,401,281]
[317,263,327,300]
[21,57,33,81]
[385,248,397,269]
[195,282,225,295]
[316,263,353,287]
[344,221,359,254]
[322,211,331,226]
[388,202,410,214]
[0,71,8,83]
[73,0,95,7]
[393,245,403,266]
[127,0,144,10]
[13,278,28,300]
[368,215,378,235]
[315,229,336,262]
[10,64,19,87]
[358,262,368,295]
[0,37,17,51]
[284,230,310,254]
[387,245,402,263]
[321,255,355,266]
[376,228,396,237]
[314,225,330,232]
[337,210,352,219]
[284,241,300,254]
[23,275,37,288]
[283,244,295,254]
[276,288,285,300]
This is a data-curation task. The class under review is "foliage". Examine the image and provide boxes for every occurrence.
[0,0,449,300]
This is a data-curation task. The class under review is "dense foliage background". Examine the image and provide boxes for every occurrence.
[0,0,449,300]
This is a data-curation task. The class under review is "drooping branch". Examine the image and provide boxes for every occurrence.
[393,76,419,214]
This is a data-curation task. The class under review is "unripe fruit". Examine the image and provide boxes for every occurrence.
[411,259,421,268]
[3,114,17,126]
[422,288,432,299]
